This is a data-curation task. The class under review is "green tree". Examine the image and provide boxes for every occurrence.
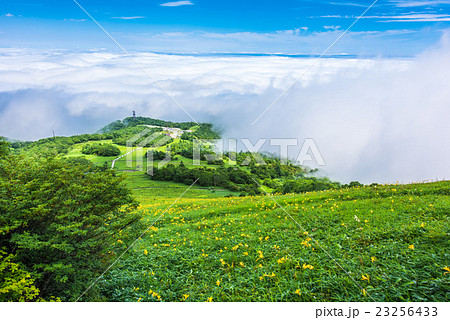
[0,154,142,301]
[0,138,9,158]
[82,143,121,157]
[0,250,40,301]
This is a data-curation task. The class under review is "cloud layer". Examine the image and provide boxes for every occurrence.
[160,1,194,7]
[1,36,449,184]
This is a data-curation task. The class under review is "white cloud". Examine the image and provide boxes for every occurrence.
[323,25,341,30]
[64,18,87,22]
[389,0,450,7]
[0,35,449,183]
[320,13,450,22]
[4,13,14,17]
[368,13,450,22]
[160,1,194,7]
[322,1,368,7]
[112,16,146,20]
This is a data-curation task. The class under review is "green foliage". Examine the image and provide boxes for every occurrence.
[122,117,197,131]
[0,154,142,301]
[99,117,197,133]
[150,163,259,194]
[10,133,111,155]
[0,250,40,301]
[276,177,340,194]
[0,138,9,158]
[145,150,168,161]
[82,143,121,157]
[180,123,221,141]
[343,181,365,188]
[250,162,305,180]
[111,126,166,147]
[97,120,126,133]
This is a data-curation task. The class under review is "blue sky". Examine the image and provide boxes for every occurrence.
[1,0,450,55]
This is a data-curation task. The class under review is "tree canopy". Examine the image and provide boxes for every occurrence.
[0,154,142,301]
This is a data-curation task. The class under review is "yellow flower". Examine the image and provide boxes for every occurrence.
[239,261,245,267]
[216,279,221,286]
[243,252,248,256]
[371,257,376,263]
[294,289,301,296]
[206,297,213,302]
[362,289,367,296]
[144,249,148,255]
[301,240,312,247]
[256,250,264,261]
[182,294,189,301]
[420,222,426,228]
[361,274,370,281]
[264,272,276,277]
[277,256,288,264]
[302,263,314,270]
[443,266,450,275]
[408,244,415,250]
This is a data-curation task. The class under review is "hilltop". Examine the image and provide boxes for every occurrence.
[9,116,343,197]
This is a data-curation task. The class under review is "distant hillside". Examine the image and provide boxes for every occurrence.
[98,117,199,133]
[7,116,347,196]
[8,116,220,153]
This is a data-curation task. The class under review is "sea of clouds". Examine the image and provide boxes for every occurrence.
[1,35,449,184]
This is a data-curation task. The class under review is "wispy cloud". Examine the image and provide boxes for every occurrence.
[326,1,368,7]
[160,1,194,7]
[319,13,450,22]
[304,1,367,7]
[368,13,450,22]
[64,18,87,22]
[323,25,341,30]
[315,15,354,19]
[389,0,450,7]
[112,16,146,20]
[4,13,14,17]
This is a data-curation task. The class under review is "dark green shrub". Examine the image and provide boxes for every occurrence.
[0,154,141,301]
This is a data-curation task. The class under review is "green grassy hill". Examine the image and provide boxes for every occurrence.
[3,118,449,302]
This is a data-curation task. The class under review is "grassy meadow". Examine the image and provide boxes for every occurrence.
[93,169,450,302]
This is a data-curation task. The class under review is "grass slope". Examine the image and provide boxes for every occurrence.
[94,179,450,302]
[20,121,448,301]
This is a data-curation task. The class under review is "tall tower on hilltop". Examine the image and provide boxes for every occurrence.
[132,110,136,120]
